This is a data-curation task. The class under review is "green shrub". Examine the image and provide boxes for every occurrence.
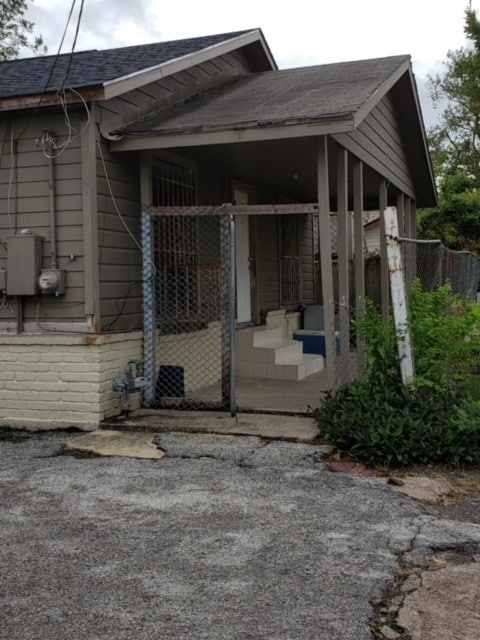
[315,287,480,467]
[409,280,480,393]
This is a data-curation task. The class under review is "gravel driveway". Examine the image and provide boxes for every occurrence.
[2,430,480,640]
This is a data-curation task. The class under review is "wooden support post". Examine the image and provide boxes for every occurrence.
[403,197,415,292]
[337,148,349,385]
[379,179,389,320]
[353,159,365,375]
[410,202,417,238]
[409,200,418,286]
[81,114,99,323]
[384,207,414,386]
[396,192,405,237]
[317,137,336,379]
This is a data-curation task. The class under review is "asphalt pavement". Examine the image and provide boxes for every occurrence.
[1,429,480,640]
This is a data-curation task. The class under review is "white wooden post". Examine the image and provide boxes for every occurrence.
[353,159,365,375]
[337,148,349,385]
[379,180,389,320]
[317,137,337,382]
[383,207,414,386]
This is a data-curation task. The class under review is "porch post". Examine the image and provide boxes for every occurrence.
[220,214,237,416]
[317,137,336,380]
[410,201,417,239]
[353,159,365,375]
[396,192,405,237]
[141,210,156,405]
[409,200,418,288]
[404,197,415,292]
[337,147,349,385]
[140,155,156,405]
[379,179,389,319]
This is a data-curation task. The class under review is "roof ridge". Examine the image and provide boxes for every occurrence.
[2,29,256,65]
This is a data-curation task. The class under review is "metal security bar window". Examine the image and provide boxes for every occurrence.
[152,160,196,207]
[155,216,222,332]
[280,215,301,305]
[151,161,219,331]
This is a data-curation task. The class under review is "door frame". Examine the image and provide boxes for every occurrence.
[231,180,259,325]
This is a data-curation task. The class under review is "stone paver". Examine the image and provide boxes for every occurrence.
[379,475,453,504]
[398,555,480,640]
[64,429,166,459]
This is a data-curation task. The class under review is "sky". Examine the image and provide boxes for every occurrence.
[24,0,480,128]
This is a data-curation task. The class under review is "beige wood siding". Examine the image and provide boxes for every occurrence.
[99,51,252,134]
[97,139,142,331]
[333,94,415,199]
[0,113,85,322]
[255,216,279,313]
[298,214,315,305]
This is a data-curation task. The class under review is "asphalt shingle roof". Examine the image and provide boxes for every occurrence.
[120,55,410,135]
[0,30,252,99]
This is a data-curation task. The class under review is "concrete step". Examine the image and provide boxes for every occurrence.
[236,325,283,349]
[237,339,303,364]
[237,353,324,381]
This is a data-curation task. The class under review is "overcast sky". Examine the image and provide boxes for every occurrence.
[25,0,480,128]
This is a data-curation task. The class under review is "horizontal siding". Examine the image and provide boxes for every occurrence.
[333,94,415,199]
[0,112,85,323]
[255,216,279,313]
[299,215,315,305]
[97,139,142,332]
[99,50,251,133]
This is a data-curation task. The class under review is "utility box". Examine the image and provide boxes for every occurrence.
[7,235,43,296]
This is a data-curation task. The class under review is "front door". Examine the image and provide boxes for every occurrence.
[233,187,252,323]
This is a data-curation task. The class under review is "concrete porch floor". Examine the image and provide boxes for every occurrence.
[236,369,332,414]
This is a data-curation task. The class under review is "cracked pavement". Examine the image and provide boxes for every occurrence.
[1,430,480,640]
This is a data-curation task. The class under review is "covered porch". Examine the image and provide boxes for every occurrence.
[110,56,435,415]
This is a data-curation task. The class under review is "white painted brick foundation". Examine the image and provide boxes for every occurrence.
[0,332,143,430]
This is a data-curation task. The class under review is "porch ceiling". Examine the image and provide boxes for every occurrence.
[179,138,396,210]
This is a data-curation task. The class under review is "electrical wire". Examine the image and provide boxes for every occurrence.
[60,0,85,94]
[34,297,93,333]
[36,88,91,159]
[16,0,80,141]
[102,281,142,332]
[7,123,16,232]
[97,133,156,276]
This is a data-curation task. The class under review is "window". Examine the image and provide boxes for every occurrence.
[280,215,301,305]
[152,160,220,331]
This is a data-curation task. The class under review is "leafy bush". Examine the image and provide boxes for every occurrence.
[409,280,480,393]
[315,287,480,467]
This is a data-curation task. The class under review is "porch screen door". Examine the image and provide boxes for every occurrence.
[233,188,252,323]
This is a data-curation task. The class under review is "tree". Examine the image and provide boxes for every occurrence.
[418,5,480,253]
[0,0,46,60]
[428,5,480,181]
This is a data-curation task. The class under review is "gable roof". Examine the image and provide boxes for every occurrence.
[118,55,410,138]
[0,29,275,103]
[110,52,435,207]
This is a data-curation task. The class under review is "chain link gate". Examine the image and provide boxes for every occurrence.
[142,210,236,414]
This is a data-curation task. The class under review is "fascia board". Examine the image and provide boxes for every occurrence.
[352,57,411,128]
[110,118,354,151]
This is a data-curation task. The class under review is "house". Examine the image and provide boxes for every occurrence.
[0,29,436,429]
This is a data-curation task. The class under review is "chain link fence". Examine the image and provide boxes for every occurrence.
[142,211,235,412]
[407,239,480,300]
[321,219,480,390]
